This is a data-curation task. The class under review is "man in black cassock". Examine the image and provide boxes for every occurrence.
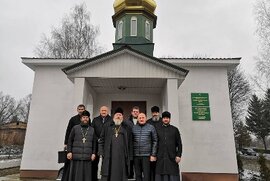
[155,111,182,181]
[62,104,86,181]
[91,106,112,181]
[67,110,97,181]
[98,107,133,181]
[147,106,162,181]
[147,106,162,128]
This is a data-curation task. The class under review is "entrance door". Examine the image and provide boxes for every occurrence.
[111,101,146,120]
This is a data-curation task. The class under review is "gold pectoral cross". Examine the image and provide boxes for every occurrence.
[114,126,121,138]
[82,138,86,143]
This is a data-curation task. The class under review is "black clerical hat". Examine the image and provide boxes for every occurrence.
[162,111,171,119]
[114,107,124,115]
[151,106,160,113]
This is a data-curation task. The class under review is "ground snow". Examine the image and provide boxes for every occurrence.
[0,159,21,169]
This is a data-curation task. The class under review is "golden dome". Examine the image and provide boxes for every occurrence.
[113,0,157,15]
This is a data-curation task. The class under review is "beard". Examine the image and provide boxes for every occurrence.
[113,118,123,125]
[152,115,159,121]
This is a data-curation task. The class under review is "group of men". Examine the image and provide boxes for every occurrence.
[61,104,183,181]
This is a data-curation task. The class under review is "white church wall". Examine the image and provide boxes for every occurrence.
[94,93,161,119]
[177,66,238,174]
[21,66,75,170]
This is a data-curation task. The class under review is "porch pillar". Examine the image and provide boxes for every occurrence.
[166,79,180,127]
[74,78,87,107]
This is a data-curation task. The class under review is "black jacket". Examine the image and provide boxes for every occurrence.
[132,123,158,157]
[91,115,112,138]
[64,114,91,145]
[156,124,182,175]
[147,117,162,128]
[98,121,133,176]
[64,115,81,145]
[67,124,97,160]
[127,115,136,127]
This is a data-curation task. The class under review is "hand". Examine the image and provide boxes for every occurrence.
[150,156,157,162]
[91,154,96,161]
[175,156,181,163]
[67,153,72,160]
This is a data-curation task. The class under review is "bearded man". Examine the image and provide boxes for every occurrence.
[147,106,162,181]
[147,106,162,128]
[98,107,133,181]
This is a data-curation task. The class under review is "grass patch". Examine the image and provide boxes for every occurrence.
[241,156,270,172]
[0,167,19,177]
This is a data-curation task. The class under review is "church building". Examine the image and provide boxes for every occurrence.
[21,0,239,180]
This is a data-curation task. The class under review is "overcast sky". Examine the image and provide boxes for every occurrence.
[0,0,258,100]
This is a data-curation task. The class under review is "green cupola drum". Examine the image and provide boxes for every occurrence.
[112,0,157,56]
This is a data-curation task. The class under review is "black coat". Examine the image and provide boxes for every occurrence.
[155,124,182,175]
[98,121,133,177]
[91,115,112,138]
[64,115,81,145]
[64,114,91,145]
[67,124,97,160]
[147,117,162,128]
[127,115,136,127]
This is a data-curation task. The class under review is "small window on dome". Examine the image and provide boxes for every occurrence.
[130,16,137,36]
[117,21,123,40]
[145,21,151,40]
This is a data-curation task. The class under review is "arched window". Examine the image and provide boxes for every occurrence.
[145,20,151,40]
[117,21,123,40]
[130,16,137,36]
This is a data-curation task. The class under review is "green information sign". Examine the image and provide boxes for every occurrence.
[191,93,211,121]
[192,107,211,121]
[191,93,209,106]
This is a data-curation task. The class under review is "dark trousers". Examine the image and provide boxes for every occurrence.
[61,160,70,181]
[150,161,156,181]
[129,160,134,178]
[92,155,100,181]
[134,156,151,181]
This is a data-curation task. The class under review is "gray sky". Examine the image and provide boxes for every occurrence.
[0,0,258,100]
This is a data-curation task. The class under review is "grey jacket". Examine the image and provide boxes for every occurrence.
[67,124,97,160]
[132,123,158,157]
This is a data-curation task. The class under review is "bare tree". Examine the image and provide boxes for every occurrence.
[17,94,31,122]
[35,3,103,58]
[0,92,20,124]
[253,0,270,93]
[228,66,251,126]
